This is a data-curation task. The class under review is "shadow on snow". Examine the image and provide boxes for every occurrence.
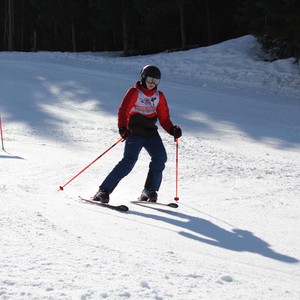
[0,155,24,159]
[130,205,299,264]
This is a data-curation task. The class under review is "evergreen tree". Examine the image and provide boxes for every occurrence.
[238,0,300,60]
[0,0,298,59]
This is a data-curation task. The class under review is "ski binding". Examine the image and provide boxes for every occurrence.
[79,196,129,212]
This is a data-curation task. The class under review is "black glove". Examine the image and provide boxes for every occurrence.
[169,125,182,140]
[119,127,131,139]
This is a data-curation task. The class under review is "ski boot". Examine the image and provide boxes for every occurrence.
[93,188,110,203]
[139,188,157,202]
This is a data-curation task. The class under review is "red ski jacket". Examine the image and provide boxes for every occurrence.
[118,82,174,137]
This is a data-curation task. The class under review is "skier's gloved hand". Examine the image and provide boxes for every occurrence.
[169,125,182,141]
[119,127,131,140]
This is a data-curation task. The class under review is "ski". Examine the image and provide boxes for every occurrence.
[79,196,129,212]
[131,200,178,209]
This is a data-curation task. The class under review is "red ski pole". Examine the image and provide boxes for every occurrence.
[174,138,179,202]
[0,114,5,151]
[58,137,123,191]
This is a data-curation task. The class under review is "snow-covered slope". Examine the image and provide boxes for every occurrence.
[1,35,300,299]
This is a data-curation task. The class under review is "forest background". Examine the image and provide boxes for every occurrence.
[1,0,300,60]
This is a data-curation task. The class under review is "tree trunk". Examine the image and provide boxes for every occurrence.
[205,0,213,45]
[71,16,76,52]
[122,0,129,56]
[32,30,37,52]
[7,0,14,50]
[178,0,187,50]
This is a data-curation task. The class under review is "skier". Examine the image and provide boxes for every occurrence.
[93,65,182,203]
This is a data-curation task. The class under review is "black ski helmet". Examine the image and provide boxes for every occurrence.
[140,65,161,80]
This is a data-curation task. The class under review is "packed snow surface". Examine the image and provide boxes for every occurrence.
[1,35,300,299]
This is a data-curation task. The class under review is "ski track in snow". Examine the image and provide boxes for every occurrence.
[1,36,300,299]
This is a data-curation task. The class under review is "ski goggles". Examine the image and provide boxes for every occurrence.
[146,76,160,85]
